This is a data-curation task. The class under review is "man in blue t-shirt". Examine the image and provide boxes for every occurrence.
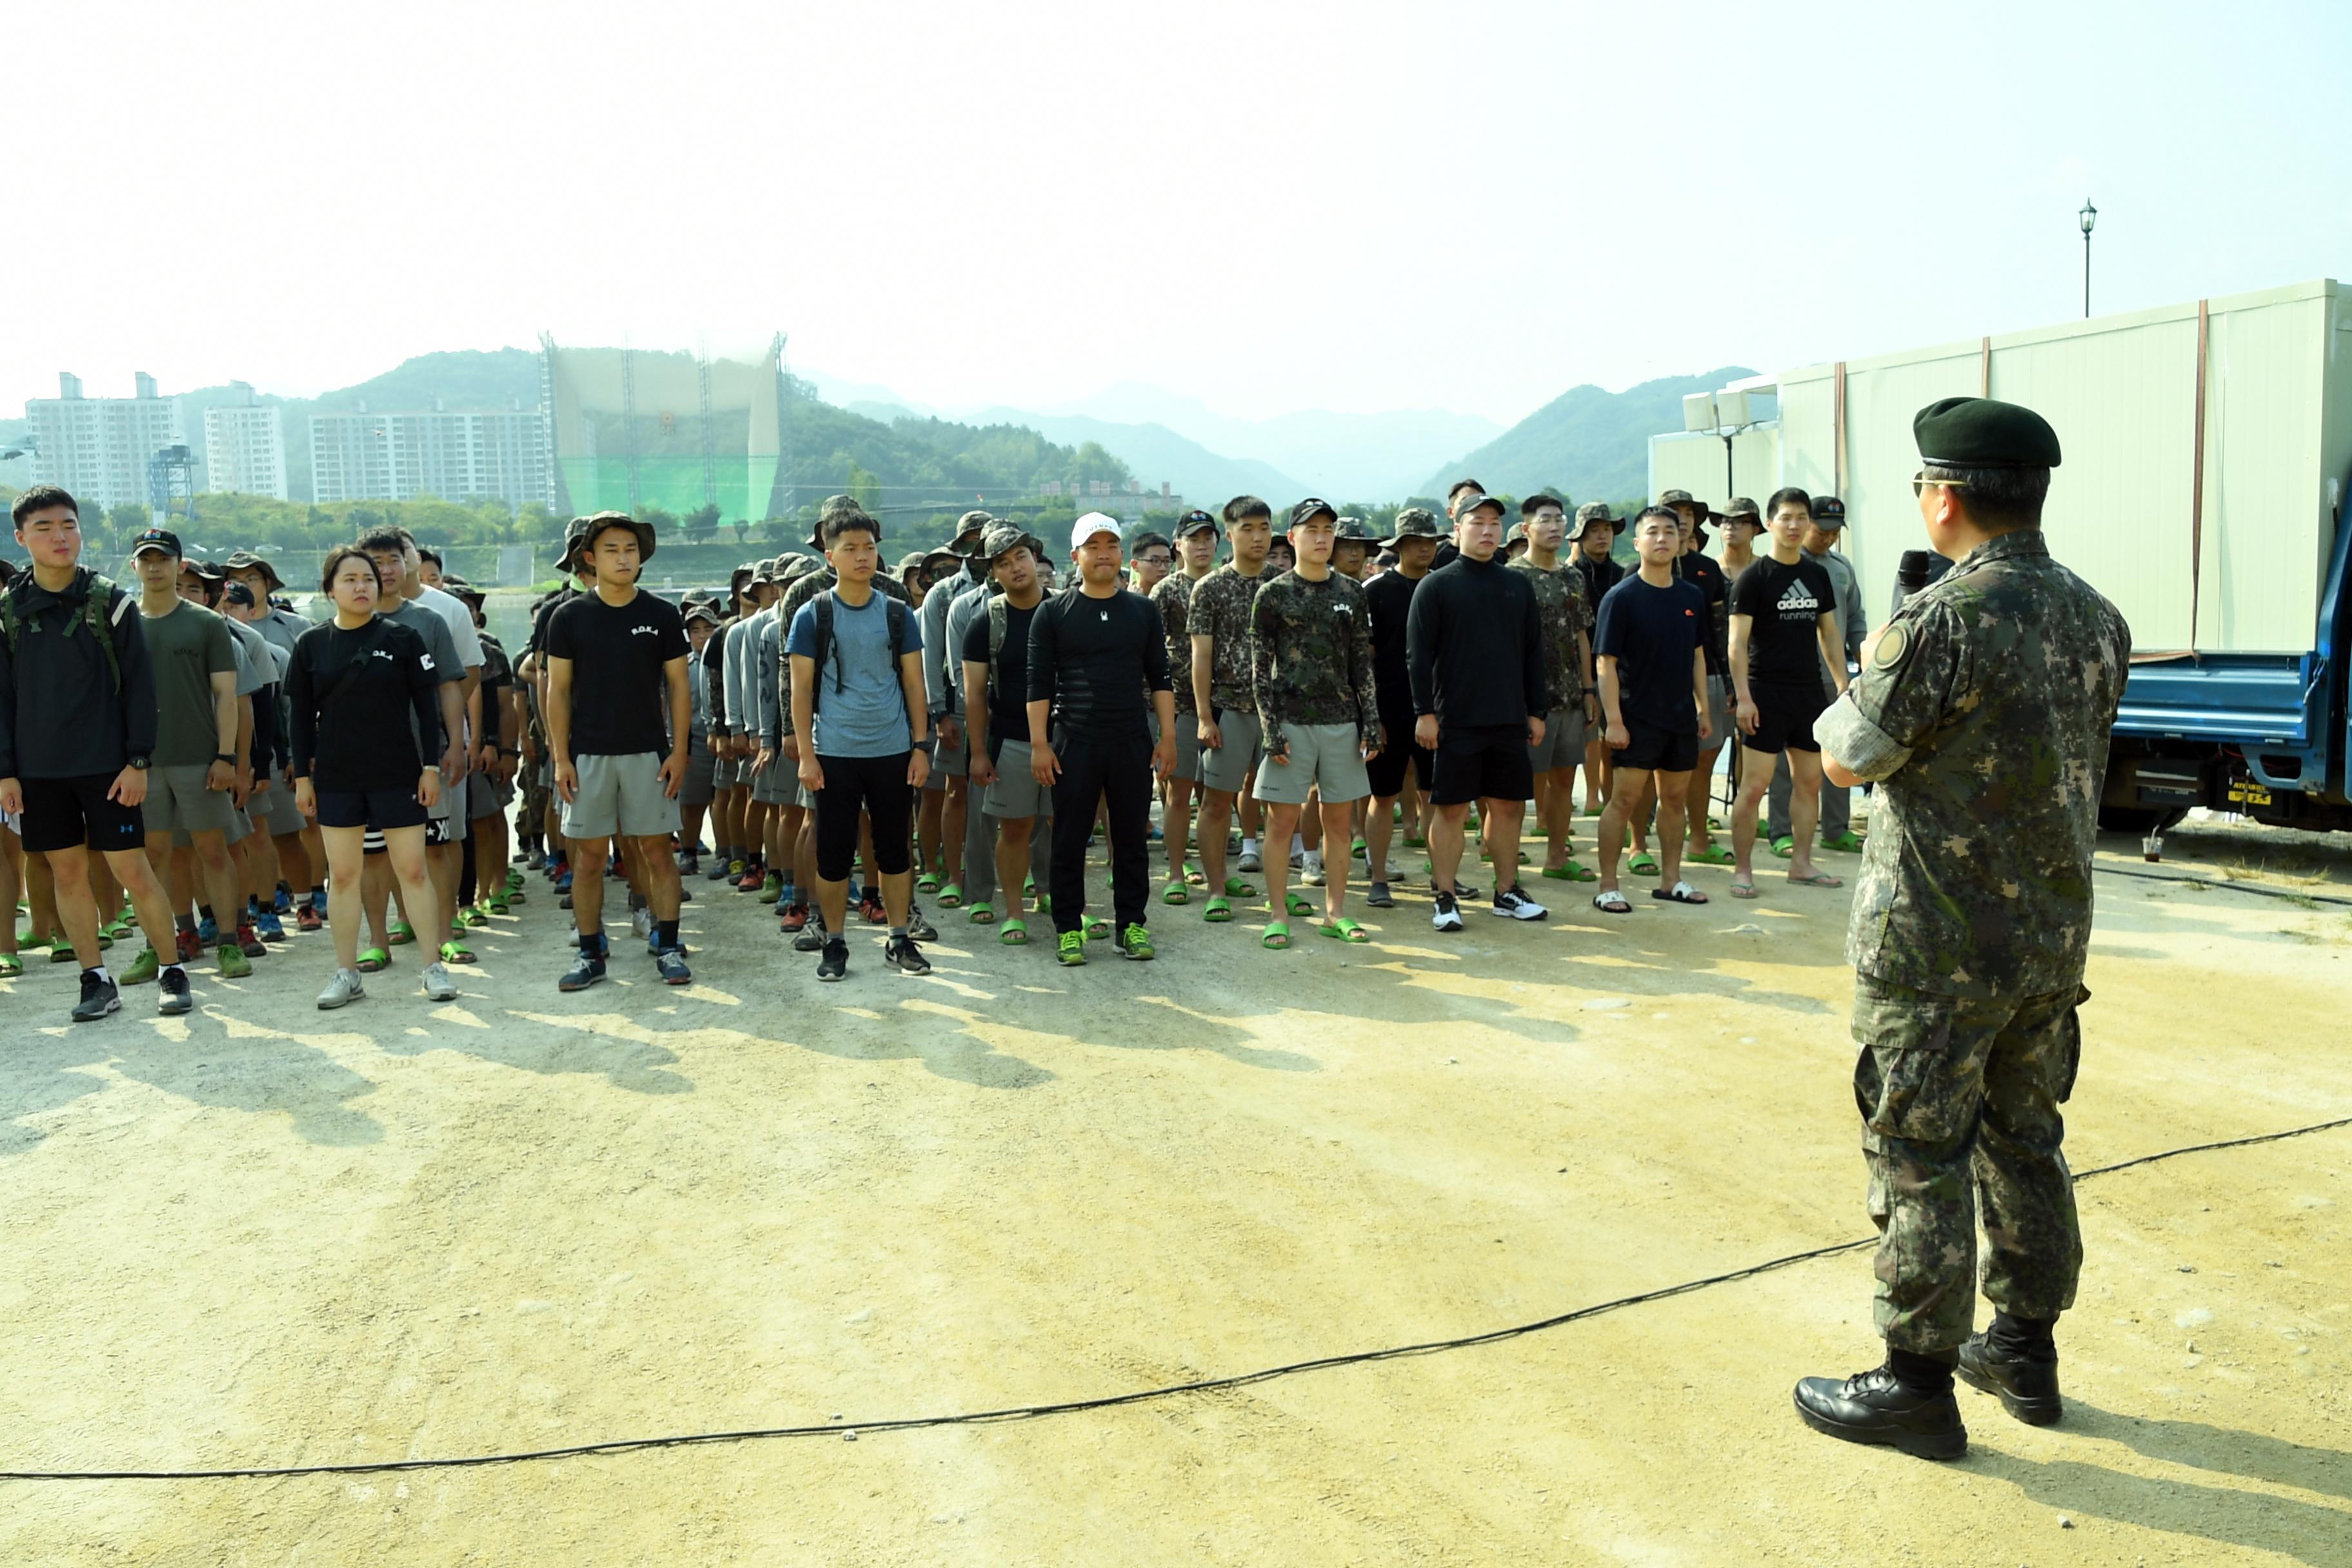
[787,507,932,982]
[1592,506,1714,911]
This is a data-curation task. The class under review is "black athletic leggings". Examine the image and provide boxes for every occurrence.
[814,752,914,883]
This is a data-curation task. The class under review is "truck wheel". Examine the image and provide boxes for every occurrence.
[2099,805,2188,834]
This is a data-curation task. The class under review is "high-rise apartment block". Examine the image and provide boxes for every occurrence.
[202,389,289,500]
[24,371,184,514]
[310,404,553,511]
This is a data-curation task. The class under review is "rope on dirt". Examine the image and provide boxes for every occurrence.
[2094,862,2352,908]
[5,1113,2347,1484]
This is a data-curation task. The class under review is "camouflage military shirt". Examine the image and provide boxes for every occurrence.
[1507,558,1592,711]
[1248,568,1378,758]
[775,567,911,738]
[1185,562,1271,716]
[1149,570,1208,716]
[1814,529,2130,999]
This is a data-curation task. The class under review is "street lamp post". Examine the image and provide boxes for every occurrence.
[2079,200,2097,318]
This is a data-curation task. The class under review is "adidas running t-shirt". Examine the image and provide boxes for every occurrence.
[1729,554,1838,687]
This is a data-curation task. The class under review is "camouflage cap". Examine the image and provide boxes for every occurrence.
[1657,489,1701,515]
[1567,502,1618,541]
[1723,496,1761,520]
[1504,520,1527,544]
[684,599,723,626]
[1381,507,1444,545]
[818,493,861,518]
[808,504,883,551]
[1334,515,1378,543]
[952,509,995,541]
[978,519,1044,562]
[897,551,930,579]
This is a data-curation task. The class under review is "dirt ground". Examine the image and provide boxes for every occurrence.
[2,808,2347,1566]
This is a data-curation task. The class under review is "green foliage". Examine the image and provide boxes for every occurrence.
[106,502,152,536]
[681,502,721,544]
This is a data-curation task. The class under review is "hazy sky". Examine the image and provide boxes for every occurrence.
[12,1,2347,427]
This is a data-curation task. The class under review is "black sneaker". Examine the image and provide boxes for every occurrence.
[1491,887,1549,921]
[71,971,121,1023]
[817,937,849,982]
[907,906,939,943]
[157,966,193,1016]
[1792,1366,1967,1460]
[792,917,828,953]
[1956,1334,2063,1426]
[1431,891,1464,932]
[559,950,607,992]
[654,947,693,986]
[885,935,932,975]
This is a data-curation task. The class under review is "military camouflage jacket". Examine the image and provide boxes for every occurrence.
[1150,570,1208,716]
[774,567,910,739]
[1813,530,2130,999]
[1186,562,1271,716]
[1508,558,1592,711]
[1248,568,1379,756]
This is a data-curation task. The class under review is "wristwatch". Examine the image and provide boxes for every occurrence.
[127,755,150,770]
[213,752,236,765]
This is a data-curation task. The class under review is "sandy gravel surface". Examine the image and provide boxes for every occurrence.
[2,819,2346,1565]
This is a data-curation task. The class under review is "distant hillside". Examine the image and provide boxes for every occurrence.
[968,408,1308,511]
[1420,366,1758,504]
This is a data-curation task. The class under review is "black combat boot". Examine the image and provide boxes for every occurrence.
[1792,1355,1966,1460]
[1957,1316,2063,1426]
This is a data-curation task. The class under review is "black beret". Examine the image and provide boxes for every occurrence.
[1914,397,2062,470]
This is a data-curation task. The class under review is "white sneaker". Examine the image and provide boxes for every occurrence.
[1301,852,1326,886]
[1238,848,1263,874]
[317,968,365,1010]
[1431,891,1464,932]
[1491,888,1549,921]
[631,906,654,941]
[421,961,458,1001]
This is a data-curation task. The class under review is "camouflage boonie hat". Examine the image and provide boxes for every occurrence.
[1505,520,1527,544]
[1567,502,1618,541]
[555,515,594,569]
[951,509,995,551]
[1658,488,1698,511]
[1334,516,1379,543]
[1381,507,1444,545]
[581,509,657,565]
[808,500,882,551]
[220,549,284,591]
[978,519,1044,562]
[1723,496,1761,520]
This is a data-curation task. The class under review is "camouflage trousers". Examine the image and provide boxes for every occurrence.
[518,763,554,842]
[1850,972,2087,1352]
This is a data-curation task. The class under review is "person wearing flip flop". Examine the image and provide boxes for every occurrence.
[1591,506,1713,913]
[962,523,1055,949]
[0,490,188,1021]
[1360,507,1443,909]
[1725,488,1849,900]
[1660,491,1735,868]
[1148,510,1219,906]
[1768,494,1870,858]
[919,513,990,906]
[1188,496,1277,926]
[1026,513,1174,966]
[1509,495,1600,885]
[1247,499,1380,948]
[1565,502,1624,819]
[1406,493,1549,930]
[1793,397,2130,1460]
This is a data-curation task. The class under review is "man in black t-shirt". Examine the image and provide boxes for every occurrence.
[1361,507,1442,906]
[1661,490,1732,868]
[1565,503,1623,816]
[1028,514,1176,965]
[544,513,694,990]
[1726,487,1850,898]
[1592,506,1712,911]
[961,522,1054,943]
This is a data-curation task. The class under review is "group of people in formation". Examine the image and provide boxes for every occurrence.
[0,473,1871,1019]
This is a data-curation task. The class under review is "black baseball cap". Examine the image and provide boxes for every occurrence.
[129,527,183,560]
[1287,497,1338,529]
[1173,509,1219,538]
[1812,496,1848,527]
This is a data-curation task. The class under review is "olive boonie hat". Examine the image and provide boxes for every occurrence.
[979,519,1044,562]
[809,502,882,551]
[1914,396,2062,469]
[1722,496,1761,520]
[1334,515,1379,543]
[554,516,596,569]
[1658,488,1699,511]
[221,549,284,590]
[684,600,723,626]
[580,509,656,565]
[1567,502,1618,542]
[951,509,994,544]
[1381,507,1444,545]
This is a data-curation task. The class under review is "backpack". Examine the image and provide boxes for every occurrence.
[984,594,1013,709]
[0,571,130,692]
[808,590,914,724]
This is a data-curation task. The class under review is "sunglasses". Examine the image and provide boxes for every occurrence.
[1911,472,1967,496]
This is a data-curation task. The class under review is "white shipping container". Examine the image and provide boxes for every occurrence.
[1774,279,2352,654]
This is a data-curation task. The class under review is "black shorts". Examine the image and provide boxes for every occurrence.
[20,772,146,856]
[1743,681,1827,756]
[1612,719,1700,775]
[814,752,914,884]
[1365,709,1433,799]
[1429,723,1534,807]
[315,787,431,833]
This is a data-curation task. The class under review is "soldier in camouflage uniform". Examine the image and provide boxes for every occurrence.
[1509,495,1598,883]
[1794,397,2130,1460]
[1185,496,1277,922]
[1248,499,1380,945]
[1148,509,1220,903]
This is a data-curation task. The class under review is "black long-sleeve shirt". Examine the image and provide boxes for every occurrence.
[0,567,156,779]
[284,619,442,791]
[1404,554,1545,728]
[1026,587,1170,742]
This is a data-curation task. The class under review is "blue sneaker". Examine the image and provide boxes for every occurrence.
[196,915,220,947]
[655,947,692,985]
[774,884,796,916]
[272,887,293,916]
[554,870,573,894]
[256,911,286,943]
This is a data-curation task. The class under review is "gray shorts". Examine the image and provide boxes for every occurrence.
[1255,721,1371,805]
[710,754,740,791]
[1198,708,1264,795]
[925,729,969,789]
[254,779,308,836]
[1703,676,1730,750]
[142,763,239,837]
[1167,714,1202,785]
[983,741,1055,821]
[680,746,716,808]
[751,752,796,806]
[562,750,683,841]
[1530,706,1589,773]
[467,770,514,823]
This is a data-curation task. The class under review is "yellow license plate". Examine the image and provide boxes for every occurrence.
[2226,781,2273,807]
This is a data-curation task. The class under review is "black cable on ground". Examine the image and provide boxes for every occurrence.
[5,1114,2346,1484]
[2095,861,2352,908]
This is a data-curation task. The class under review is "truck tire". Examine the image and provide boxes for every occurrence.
[2099,805,2188,834]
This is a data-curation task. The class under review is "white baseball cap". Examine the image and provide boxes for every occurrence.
[1071,511,1124,551]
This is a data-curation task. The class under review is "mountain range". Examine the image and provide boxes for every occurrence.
[1418,367,1760,505]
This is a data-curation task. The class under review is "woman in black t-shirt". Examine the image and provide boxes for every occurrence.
[286,547,453,1007]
